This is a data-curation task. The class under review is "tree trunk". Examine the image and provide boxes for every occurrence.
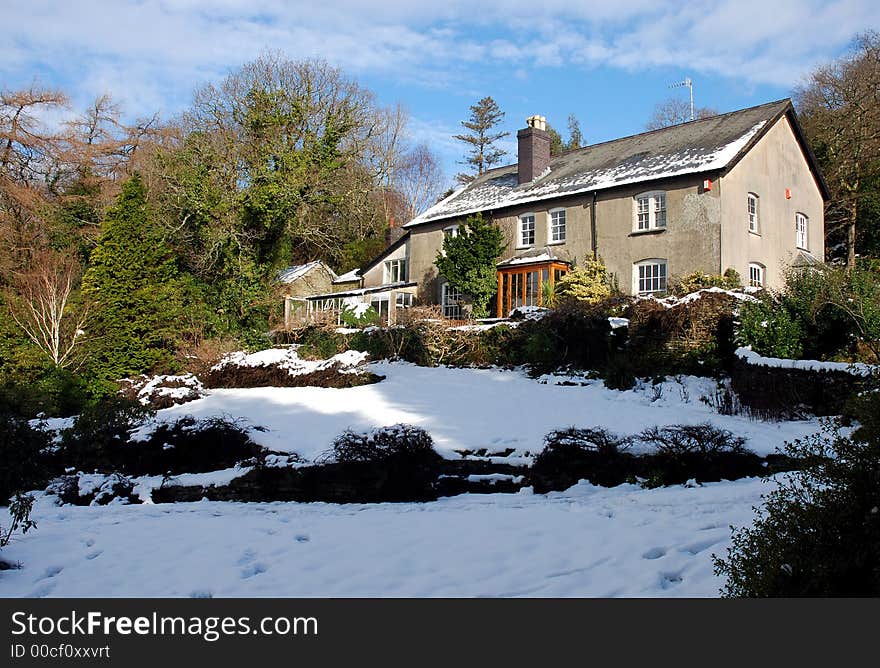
[847,199,858,269]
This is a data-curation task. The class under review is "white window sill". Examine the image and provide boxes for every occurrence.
[546,240,566,246]
[749,230,761,237]
[796,245,809,251]
[515,245,535,250]
[630,227,667,236]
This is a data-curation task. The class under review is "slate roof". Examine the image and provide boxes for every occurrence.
[405,99,824,229]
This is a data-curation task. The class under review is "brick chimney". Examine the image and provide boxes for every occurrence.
[517,115,550,185]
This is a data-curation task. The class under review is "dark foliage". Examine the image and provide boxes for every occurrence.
[203,363,383,389]
[531,427,632,491]
[323,424,440,465]
[714,392,880,596]
[0,410,52,502]
[58,397,154,472]
[637,423,747,456]
[46,472,140,506]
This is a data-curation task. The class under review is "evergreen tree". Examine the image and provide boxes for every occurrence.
[434,213,506,318]
[567,114,584,150]
[82,174,188,384]
[453,97,510,182]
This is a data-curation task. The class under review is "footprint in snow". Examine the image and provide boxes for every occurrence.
[294,534,310,543]
[37,565,64,581]
[84,538,95,548]
[642,547,666,560]
[659,571,684,589]
[85,550,103,561]
[240,563,267,579]
[31,581,56,598]
[237,549,256,565]
[681,537,723,555]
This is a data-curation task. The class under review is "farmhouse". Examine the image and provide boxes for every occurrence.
[302,98,827,321]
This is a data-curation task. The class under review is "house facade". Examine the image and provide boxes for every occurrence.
[359,99,826,318]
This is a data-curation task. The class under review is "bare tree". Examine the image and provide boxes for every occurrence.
[795,31,880,267]
[7,251,90,369]
[646,97,717,130]
[394,143,445,220]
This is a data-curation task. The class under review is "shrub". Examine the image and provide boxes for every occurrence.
[340,303,380,328]
[638,423,747,456]
[673,268,741,296]
[603,354,637,390]
[323,424,439,465]
[713,394,880,596]
[58,397,154,472]
[127,416,266,475]
[556,258,612,304]
[530,427,633,491]
[737,295,804,359]
[289,325,350,359]
[0,411,52,502]
[0,493,36,549]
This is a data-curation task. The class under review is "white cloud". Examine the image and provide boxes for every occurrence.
[2,0,876,123]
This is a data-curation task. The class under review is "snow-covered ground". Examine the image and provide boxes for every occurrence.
[0,477,770,597]
[136,361,820,461]
[2,356,825,598]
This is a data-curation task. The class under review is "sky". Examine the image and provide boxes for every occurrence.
[3,0,878,186]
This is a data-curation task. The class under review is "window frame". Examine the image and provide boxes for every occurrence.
[795,212,809,250]
[518,213,536,248]
[748,263,765,288]
[747,193,760,234]
[383,258,407,284]
[633,191,667,232]
[441,282,463,319]
[443,224,459,239]
[633,258,668,296]
[548,208,566,244]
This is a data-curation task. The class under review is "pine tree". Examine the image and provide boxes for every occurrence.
[453,97,510,182]
[82,174,187,383]
[567,114,583,150]
[434,213,506,318]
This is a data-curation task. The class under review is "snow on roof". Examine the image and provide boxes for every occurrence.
[333,268,361,284]
[405,100,790,229]
[277,261,336,284]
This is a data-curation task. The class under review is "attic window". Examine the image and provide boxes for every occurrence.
[634,192,666,231]
[796,213,808,250]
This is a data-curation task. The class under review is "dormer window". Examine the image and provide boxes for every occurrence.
[634,192,666,231]
[519,213,536,247]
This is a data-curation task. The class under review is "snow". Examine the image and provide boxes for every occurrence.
[649,286,759,308]
[277,262,329,284]
[735,346,878,376]
[333,268,361,284]
[0,476,774,597]
[136,362,820,462]
[608,317,630,329]
[503,253,555,265]
[211,348,368,375]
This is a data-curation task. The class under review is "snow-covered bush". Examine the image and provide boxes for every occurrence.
[531,427,633,492]
[59,397,154,472]
[673,268,741,296]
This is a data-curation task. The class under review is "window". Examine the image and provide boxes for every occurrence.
[748,263,765,288]
[634,259,668,295]
[443,225,459,239]
[748,193,759,233]
[519,213,535,247]
[796,213,808,250]
[441,282,462,319]
[384,258,407,283]
[634,192,667,231]
[395,292,413,308]
[549,209,566,243]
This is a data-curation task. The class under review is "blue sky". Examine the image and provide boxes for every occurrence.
[4,1,878,186]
